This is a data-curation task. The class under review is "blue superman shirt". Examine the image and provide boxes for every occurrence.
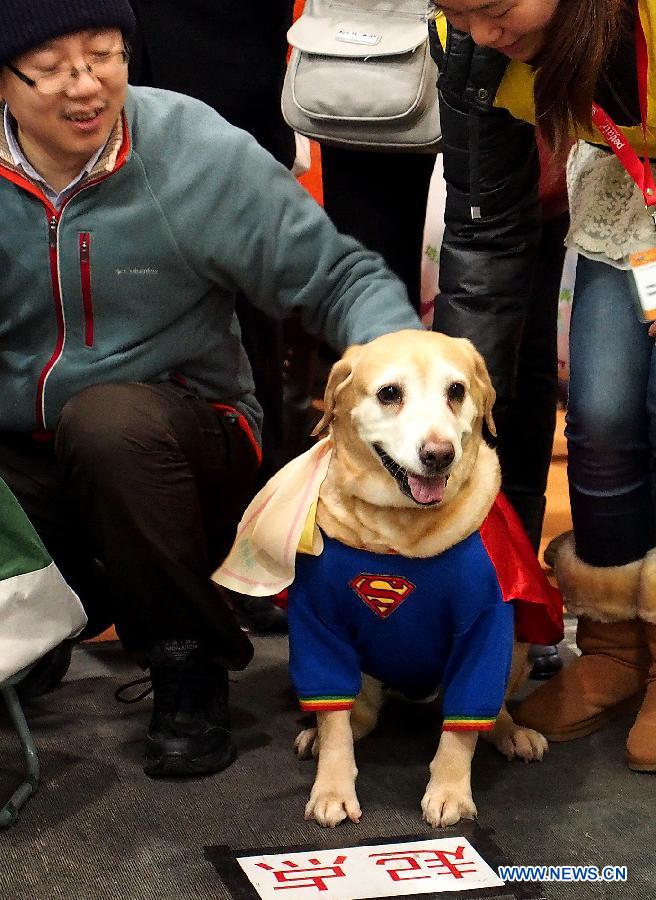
[287,531,514,731]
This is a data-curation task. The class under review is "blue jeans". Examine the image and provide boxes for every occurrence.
[567,256,656,566]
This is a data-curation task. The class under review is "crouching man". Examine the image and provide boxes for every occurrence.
[0,0,421,777]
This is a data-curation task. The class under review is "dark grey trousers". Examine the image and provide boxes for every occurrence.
[0,382,259,668]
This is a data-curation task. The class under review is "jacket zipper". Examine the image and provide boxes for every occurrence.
[79,232,94,347]
[35,212,67,430]
[3,113,131,431]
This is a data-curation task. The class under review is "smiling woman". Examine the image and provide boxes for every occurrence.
[431,0,626,151]
[430,0,656,773]
[435,0,558,62]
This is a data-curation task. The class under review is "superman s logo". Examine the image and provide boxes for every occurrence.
[349,573,415,618]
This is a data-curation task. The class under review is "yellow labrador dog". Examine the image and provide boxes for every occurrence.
[292,330,548,829]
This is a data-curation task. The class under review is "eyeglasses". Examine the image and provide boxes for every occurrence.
[7,48,129,96]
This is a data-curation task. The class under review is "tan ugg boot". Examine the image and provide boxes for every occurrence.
[626,552,656,770]
[515,539,648,741]
[626,623,656,770]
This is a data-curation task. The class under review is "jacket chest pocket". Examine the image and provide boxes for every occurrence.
[79,232,94,348]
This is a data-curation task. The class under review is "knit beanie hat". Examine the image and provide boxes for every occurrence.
[0,0,136,67]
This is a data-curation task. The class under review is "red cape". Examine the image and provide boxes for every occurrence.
[481,492,564,645]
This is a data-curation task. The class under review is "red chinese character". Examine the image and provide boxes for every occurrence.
[256,855,348,891]
[370,845,478,881]
[369,852,430,882]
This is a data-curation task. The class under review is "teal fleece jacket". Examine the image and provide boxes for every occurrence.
[0,87,421,438]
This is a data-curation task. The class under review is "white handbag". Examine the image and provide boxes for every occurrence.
[282,0,441,152]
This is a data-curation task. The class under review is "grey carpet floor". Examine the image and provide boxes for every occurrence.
[0,628,653,900]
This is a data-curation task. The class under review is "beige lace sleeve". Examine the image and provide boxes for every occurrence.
[566,141,656,269]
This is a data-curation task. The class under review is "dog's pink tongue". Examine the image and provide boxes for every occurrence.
[407,474,447,505]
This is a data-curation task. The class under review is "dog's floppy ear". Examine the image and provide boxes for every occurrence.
[471,347,497,437]
[311,345,362,436]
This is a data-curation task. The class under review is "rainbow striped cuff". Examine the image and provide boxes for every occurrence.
[442,716,496,732]
[299,696,356,712]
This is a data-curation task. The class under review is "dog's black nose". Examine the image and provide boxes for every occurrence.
[419,441,455,473]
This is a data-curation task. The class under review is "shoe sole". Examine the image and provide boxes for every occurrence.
[626,759,656,772]
[529,662,564,681]
[144,742,237,778]
[541,693,644,742]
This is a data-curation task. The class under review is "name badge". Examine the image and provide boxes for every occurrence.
[335,28,381,46]
[628,248,656,322]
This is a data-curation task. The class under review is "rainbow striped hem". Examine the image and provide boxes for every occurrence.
[299,696,356,712]
[442,716,496,732]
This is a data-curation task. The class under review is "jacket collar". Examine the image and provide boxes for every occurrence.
[429,22,510,111]
[0,102,129,195]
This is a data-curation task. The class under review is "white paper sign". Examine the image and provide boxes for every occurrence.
[237,837,505,899]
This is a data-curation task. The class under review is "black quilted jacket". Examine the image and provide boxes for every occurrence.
[428,15,638,409]
[430,23,541,409]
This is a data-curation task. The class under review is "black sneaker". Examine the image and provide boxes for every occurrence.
[528,644,564,680]
[140,640,236,777]
[228,592,288,634]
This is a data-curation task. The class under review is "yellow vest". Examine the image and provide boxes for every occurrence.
[435,0,656,155]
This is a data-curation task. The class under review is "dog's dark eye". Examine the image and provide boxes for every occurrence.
[447,382,465,403]
[377,384,403,405]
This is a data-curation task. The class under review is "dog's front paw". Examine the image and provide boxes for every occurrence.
[421,782,477,828]
[490,722,548,762]
[294,727,319,759]
[305,782,362,828]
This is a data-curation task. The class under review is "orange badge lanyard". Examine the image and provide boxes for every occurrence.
[590,0,656,227]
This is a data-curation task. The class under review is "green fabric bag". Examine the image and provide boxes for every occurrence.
[0,478,87,682]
